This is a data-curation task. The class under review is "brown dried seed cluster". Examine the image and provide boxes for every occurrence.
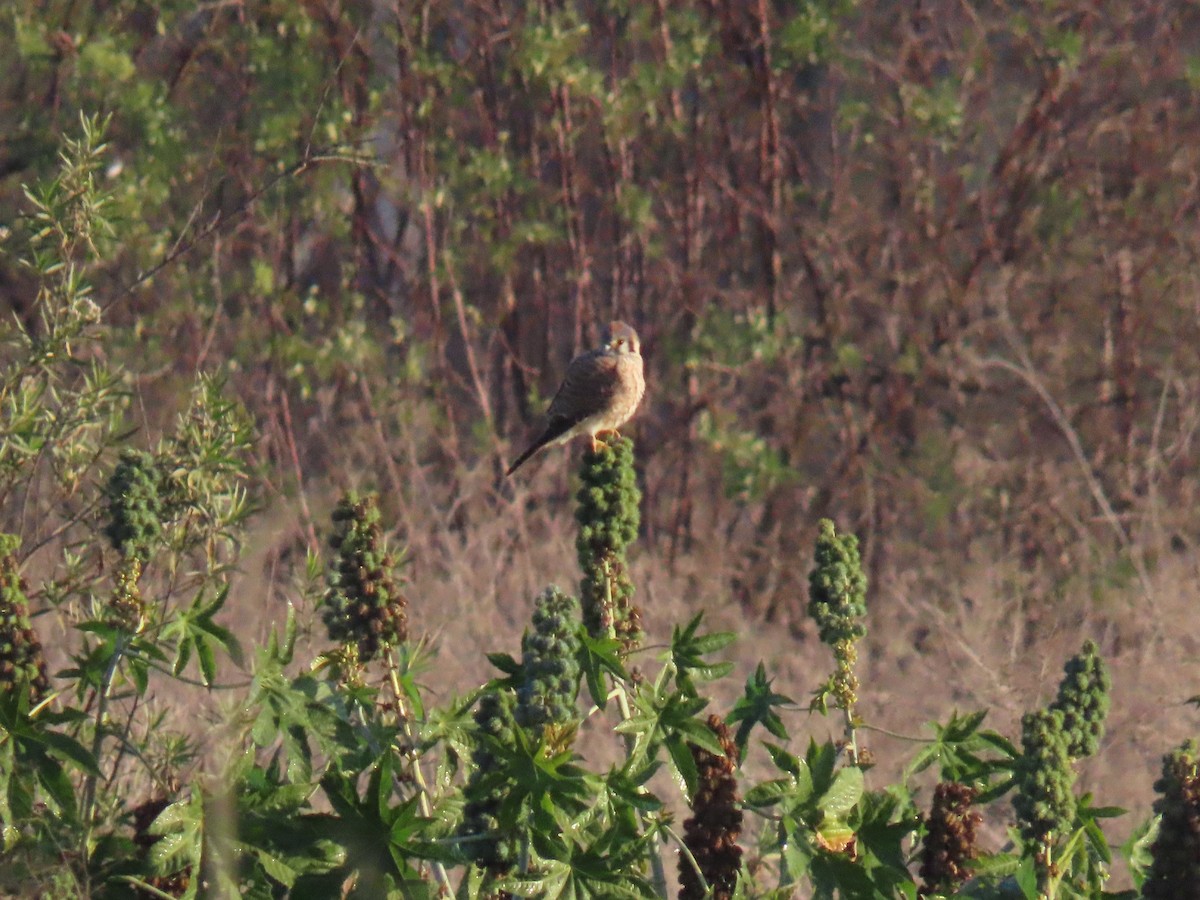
[321,493,408,661]
[1143,740,1200,899]
[679,715,743,900]
[919,781,981,896]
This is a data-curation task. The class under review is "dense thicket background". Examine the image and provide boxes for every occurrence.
[4,0,1199,856]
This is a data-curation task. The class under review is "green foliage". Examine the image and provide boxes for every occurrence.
[322,492,410,662]
[576,434,642,652]
[1049,639,1112,760]
[0,88,1189,898]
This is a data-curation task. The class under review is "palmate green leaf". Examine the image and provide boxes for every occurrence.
[577,630,628,710]
[805,739,839,794]
[818,765,864,818]
[163,583,243,685]
[905,709,1016,788]
[963,848,1021,882]
[729,662,793,755]
[779,817,815,885]
[744,743,816,811]
[855,787,918,872]
[316,752,429,886]
[1014,855,1039,899]
[33,753,74,815]
[810,851,891,900]
[665,733,700,801]
[669,612,736,697]
[743,777,796,809]
[35,728,100,777]
[253,845,299,888]
[1120,814,1156,889]
[603,762,663,815]
[486,651,521,676]
[764,742,802,777]
[149,791,204,878]
[514,813,658,900]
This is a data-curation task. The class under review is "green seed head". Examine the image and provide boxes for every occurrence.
[320,492,408,660]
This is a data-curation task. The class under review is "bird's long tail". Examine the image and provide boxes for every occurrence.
[505,431,553,476]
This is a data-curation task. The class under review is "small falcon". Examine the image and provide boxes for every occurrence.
[506,321,645,476]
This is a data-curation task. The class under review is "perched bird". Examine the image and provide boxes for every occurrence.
[506,321,645,476]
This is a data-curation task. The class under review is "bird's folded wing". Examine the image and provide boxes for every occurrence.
[544,351,622,430]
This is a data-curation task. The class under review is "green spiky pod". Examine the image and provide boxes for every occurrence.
[516,586,581,741]
[103,449,164,562]
[459,688,522,873]
[807,519,867,645]
[1142,740,1200,899]
[919,782,981,897]
[575,435,642,652]
[679,715,743,900]
[0,537,49,703]
[807,519,867,711]
[321,492,408,661]
[1013,709,1075,875]
[1049,639,1111,759]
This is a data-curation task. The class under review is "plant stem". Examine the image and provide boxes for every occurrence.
[386,647,451,894]
[664,822,710,897]
[81,632,129,862]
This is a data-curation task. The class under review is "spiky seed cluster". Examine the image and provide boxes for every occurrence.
[679,715,743,900]
[1049,639,1111,759]
[104,449,165,562]
[0,539,49,703]
[1142,740,1200,899]
[459,689,521,873]
[575,435,642,651]
[807,519,867,645]
[1013,709,1075,866]
[516,586,581,739]
[321,493,408,661]
[807,519,867,710]
[919,782,981,896]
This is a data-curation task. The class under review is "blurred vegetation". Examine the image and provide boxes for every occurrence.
[4,0,1199,621]
[1,2,1199,896]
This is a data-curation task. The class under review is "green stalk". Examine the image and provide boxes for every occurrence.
[386,647,450,894]
[605,574,668,897]
[81,632,129,861]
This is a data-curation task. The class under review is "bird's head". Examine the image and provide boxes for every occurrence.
[604,321,640,355]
